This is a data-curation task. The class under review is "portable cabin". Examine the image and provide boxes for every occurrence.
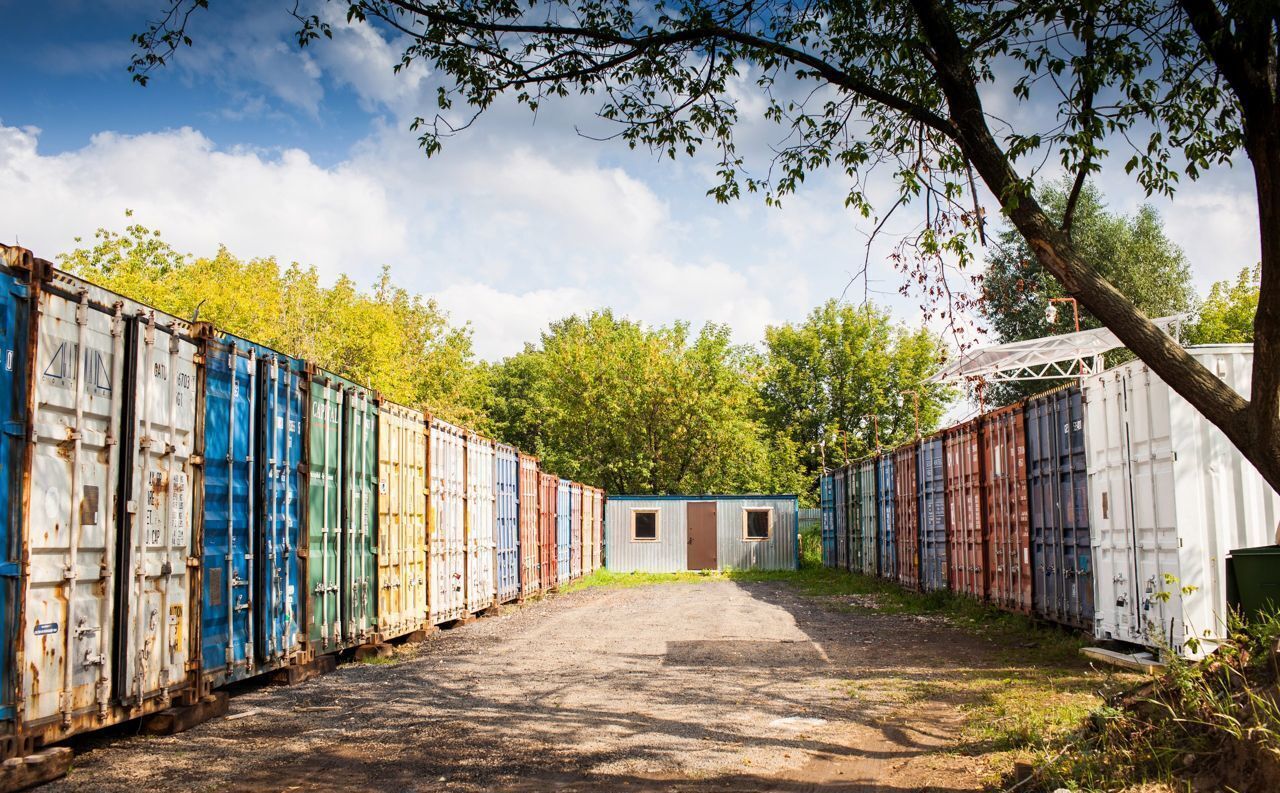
[604,495,798,573]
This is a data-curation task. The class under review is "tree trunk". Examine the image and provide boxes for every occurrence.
[910,0,1280,495]
[1243,98,1280,495]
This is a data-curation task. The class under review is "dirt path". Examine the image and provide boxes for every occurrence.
[52,581,1010,792]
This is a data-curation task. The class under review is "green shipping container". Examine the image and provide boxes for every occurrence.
[307,369,379,652]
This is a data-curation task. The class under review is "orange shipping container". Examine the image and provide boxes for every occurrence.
[892,443,920,589]
[537,472,559,589]
[984,404,1033,613]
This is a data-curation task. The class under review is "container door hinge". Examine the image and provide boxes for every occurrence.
[187,557,200,568]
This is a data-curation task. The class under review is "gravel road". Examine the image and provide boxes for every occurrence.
[51,580,1000,792]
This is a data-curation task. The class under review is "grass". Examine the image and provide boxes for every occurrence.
[558,568,716,593]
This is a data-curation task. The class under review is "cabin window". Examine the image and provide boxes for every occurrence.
[632,510,659,541]
[744,508,772,540]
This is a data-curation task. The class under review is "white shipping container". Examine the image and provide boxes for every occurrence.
[22,270,197,739]
[428,418,466,624]
[1084,345,1280,658]
[464,433,496,612]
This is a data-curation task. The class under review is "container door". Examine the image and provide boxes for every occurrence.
[860,463,878,576]
[464,436,495,612]
[819,474,833,567]
[115,314,197,707]
[343,388,377,644]
[687,502,717,570]
[428,419,466,625]
[26,287,123,726]
[378,405,427,638]
[494,449,519,602]
[0,271,28,723]
[257,355,303,665]
[877,457,895,579]
[307,377,343,651]
[200,340,255,683]
[556,483,570,583]
[918,439,948,592]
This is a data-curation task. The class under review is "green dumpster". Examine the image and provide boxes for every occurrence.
[1226,545,1280,622]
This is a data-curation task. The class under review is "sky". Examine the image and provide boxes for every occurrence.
[0,0,1261,361]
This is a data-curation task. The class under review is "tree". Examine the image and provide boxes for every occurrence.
[982,178,1194,404]
[760,300,951,475]
[487,310,808,497]
[131,0,1280,492]
[59,220,488,427]
[1187,265,1262,345]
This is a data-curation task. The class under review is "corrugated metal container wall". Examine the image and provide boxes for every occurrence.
[21,269,198,742]
[256,343,306,668]
[594,488,605,572]
[1027,385,1093,629]
[306,370,377,652]
[819,472,835,567]
[517,454,539,598]
[0,259,30,730]
[943,419,987,600]
[1084,346,1280,658]
[377,402,428,638]
[570,483,583,579]
[833,468,848,570]
[917,436,948,592]
[857,459,878,575]
[428,418,466,624]
[556,480,572,584]
[893,442,920,589]
[494,443,520,603]
[847,464,864,573]
[580,486,595,575]
[537,472,558,588]
[464,433,496,612]
[875,455,896,579]
[603,498,687,573]
[985,404,1032,613]
[715,498,798,571]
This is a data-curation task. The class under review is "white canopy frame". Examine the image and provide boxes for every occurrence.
[929,315,1186,384]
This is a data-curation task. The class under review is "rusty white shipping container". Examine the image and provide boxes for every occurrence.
[1085,345,1280,658]
[13,255,200,746]
[428,418,466,624]
[376,401,428,639]
[464,432,496,613]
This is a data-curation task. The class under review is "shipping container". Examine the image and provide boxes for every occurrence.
[517,454,540,599]
[847,464,865,573]
[917,436,948,592]
[0,256,30,742]
[856,459,878,576]
[305,368,377,653]
[1084,346,1280,658]
[538,472,558,589]
[604,496,798,572]
[1027,385,1093,630]
[894,442,921,589]
[819,472,835,567]
[580,485,595,576]
[875,455,896,579]
[428,418,466,624]
[377,402,428,638]
[570,482,584,579]
[833,467,848,570]
[556,479,572,584]
[464,433,497,612]
[494,443,520,603]
[985,404,1032,614]
[943,419,987,600]
[593,488,605,572]
[19,265,199,744]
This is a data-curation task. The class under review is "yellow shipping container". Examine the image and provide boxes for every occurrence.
[376,401,429,639]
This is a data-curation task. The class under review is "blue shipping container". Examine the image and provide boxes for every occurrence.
[917,437,948,592]
[0,266,30,723]
[833,468,848,570]
[1027,386,1094,630]
[495,444,520,603]
[875,454,896,579]
[556,479,572,584]
[819,472,835,567]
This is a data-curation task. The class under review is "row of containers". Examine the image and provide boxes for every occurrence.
[820,344,1280,660]
[0,247,605,759]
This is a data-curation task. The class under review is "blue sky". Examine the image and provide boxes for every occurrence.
[0,0,1260,361]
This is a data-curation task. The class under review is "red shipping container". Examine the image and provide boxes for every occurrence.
[538,471,559,590]
[944,418,988,600]
[892,443,920,590]
[518,454,541,598]
[984,404,1033,613]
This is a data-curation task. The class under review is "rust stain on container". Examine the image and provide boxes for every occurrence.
[984,404,1032,614]
[943,419,988,601]
[537,472,558,590]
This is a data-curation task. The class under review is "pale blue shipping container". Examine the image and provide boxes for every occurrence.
[494,444,520,603]
[917,436,948,592]
[875,454,896,579]
[556,479,572,584]
[819,473,835,567]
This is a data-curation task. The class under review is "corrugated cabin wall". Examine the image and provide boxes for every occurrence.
[604,497,798,573]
